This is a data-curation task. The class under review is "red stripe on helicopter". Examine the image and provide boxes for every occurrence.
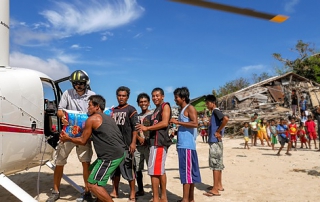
[0,123,44,134]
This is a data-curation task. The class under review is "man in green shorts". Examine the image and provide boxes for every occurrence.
[60,95,127,202]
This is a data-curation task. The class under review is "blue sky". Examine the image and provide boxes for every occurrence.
[7,0,320,109]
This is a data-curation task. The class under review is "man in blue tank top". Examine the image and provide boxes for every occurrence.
[204,94,229,197]
[170,87,201,202]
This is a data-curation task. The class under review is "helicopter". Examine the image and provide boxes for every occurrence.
[0,0,85,201]
[0,0,288,201]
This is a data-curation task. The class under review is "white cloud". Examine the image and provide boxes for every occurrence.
[101,31,114,41]
[284,0,300,13]
[165,86,174,93]
[11,0,144,45]
[10,52,70,80]
[240,64,265,72]
[146,27,153,32]
[41,0,144,36]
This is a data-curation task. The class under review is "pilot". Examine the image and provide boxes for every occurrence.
[47,70,95,202]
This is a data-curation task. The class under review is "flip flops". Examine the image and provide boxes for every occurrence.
[203,191,221,197]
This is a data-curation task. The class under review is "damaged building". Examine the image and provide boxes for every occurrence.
[190,72,320,135]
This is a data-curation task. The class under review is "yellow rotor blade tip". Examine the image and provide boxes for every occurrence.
[270,15,289,23]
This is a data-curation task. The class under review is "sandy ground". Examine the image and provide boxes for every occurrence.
[1,136,320,202]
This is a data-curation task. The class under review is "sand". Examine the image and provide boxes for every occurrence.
[1,136,320,202]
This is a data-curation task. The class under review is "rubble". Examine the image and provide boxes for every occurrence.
[218,72,320,135]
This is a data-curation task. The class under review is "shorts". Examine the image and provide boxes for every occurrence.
[148,146,167,176]
[209,142,224,171]
[271,136,278,144]
[290,135,297,142]
[309,131,317,140]
[55,141,93,166]
[112,150,136,181]
[177,148,201,184]
[88,153,125,186]
[200,129,208,136]
[291,105,297,114]
[244,137,249,142]
[279,136,289,146]
[300,135,307,143]
[251,130,258,137]
[134,146,150,172]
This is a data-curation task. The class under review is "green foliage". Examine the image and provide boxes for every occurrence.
[251,72,273,83]
[273,40,320,82]
[216,77,250,97]
[214,72,273,97]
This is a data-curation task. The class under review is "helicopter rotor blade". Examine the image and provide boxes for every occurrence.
[170,0,289,23]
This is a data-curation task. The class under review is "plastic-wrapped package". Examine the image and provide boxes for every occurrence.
[63,110,88,138]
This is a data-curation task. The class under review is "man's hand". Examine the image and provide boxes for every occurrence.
[137,136,145,145]
[59,130,71,142]
[136,124,148,132]
[215,132,222,141]
[61,116,69,125]
[129,143,136,154]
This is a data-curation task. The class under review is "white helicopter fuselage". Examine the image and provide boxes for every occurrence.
[0,67,55,175]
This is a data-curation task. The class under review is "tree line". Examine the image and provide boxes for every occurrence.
[214,40,320,97]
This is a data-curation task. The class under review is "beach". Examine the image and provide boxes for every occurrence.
[1,136,320,202]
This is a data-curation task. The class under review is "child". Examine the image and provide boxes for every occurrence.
[270,119,278,150]
[258,118,271,147]
[305,115,318,149]
[297,124,308,149]
[249,116,262,146]
[276,118,291,156]
[288,117,298,151]
[242,122,250,149]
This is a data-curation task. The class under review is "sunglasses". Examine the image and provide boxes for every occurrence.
[73,82,86,86]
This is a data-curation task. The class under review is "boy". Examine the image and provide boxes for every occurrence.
[305,115,318,149]
[297,124,308,149]
[242,122,250,149]
[203,94,229,197]
[270,119,278,150]
[276,118,291,156]
[288,117,298,151]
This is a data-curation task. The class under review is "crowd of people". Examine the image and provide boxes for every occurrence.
[241,103,320,156]
[46,70,229,202]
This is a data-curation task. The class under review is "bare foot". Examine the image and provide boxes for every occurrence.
[285,152,292,156]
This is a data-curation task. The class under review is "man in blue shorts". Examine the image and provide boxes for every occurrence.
[60,95,127,202]
[170,87,201,202]
[204,94,229,197]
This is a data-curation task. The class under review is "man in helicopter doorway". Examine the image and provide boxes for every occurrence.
[46,70,96,202]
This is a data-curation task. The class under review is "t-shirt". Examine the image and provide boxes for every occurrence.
[208,109,225,143]
[312,109,320,133]
[249,121,257,131]
[177,104,197,150]
[92,113,127,160]
[270,125,277,136]
[58,89,95,112]
[300,100,307,111]
[291,94,298,105]
[297,129,306,136]
[137,110,153,146]
[243,127,249,137]
[305,120,316,133]
[113,104,138,147]
[288,123,297,135]
[276,124,288,138]
[259,124,266,133]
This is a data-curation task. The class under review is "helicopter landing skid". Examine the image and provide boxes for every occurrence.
[45,161,85,194]
[0,173,37,202]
